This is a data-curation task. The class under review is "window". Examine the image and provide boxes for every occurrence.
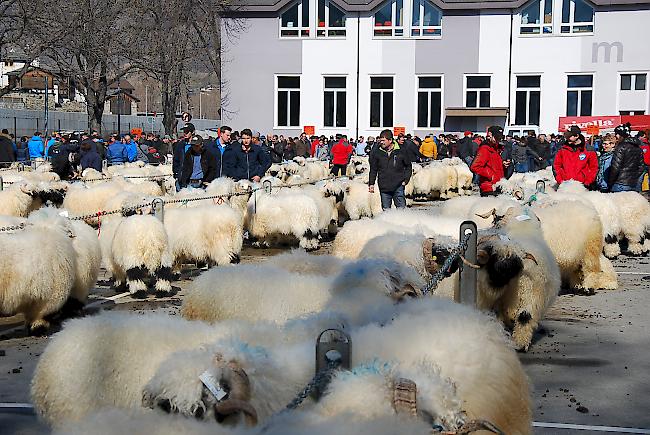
[374,0,403,37]
[566,74,592,116]
[411,0,442,37]
[317,0,346,37]
[280,0,310,37]
[621,74,647,91]
[5,61,14,67]
[324,77,346,127]
[561,0,594,34]
[620,111,645,116]
[465,76,491,108]
[520,0,553,34]
[416,76,442,128]
[514,75,541,125]
[370,77,394,128]
[277,76,300,127]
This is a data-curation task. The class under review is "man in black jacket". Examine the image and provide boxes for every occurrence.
[457,131,476,166]
[0,129,16,167]
[180,135,219,189]
[368,129,411,210]
[608,123,645,192]
[223,128,271,182]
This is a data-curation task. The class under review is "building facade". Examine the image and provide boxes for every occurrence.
[221,0,650,137]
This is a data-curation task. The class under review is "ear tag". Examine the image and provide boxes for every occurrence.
[515,215,531,221]
[199,371,228,401]
[498,234,510,242]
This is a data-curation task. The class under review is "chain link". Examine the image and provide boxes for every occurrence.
[421,232,473,295]
[285,360,340,410]
[0,223,26,232]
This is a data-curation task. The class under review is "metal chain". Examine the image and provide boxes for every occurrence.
[83,174,173,182]
[421,232,473,295]
[285,360,340,410]
[0,223,26,232]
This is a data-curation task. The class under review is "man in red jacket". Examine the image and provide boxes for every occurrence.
[330,137,353,176]
[470,126,505,196]
[553,126,598,187]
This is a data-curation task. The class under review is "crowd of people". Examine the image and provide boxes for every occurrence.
[1,120,648,202]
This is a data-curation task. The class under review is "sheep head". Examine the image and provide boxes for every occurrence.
[476,237,524,290]
[422,237,460,278]
[210,354,258,426]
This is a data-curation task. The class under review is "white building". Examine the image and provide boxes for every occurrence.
[221,0,650,137]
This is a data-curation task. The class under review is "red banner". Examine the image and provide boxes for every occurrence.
[559,115,650,133]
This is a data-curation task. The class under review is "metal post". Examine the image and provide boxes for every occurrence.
[456,221,478,306]
[263,179,272,194]
[152,198,165,222]
[314,329,350,400]
[102,159,108,171]
[536,180,546,194]
[0,177,3,191]
[44,77,49,137]
[13,116,16,140]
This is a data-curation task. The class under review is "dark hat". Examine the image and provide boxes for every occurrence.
[564,125,581,139]
[182,123,195,133]
[487,125,504,140]
[614,122,631,138]
[190,135,203,146]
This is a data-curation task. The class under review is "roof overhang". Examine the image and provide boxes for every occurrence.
[228,0,650,13]
[446,107,508,117]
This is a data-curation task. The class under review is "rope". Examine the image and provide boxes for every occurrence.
[421,232,473,295]
[82,174,173,182]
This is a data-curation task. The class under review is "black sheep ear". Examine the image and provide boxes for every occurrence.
[487,254,523,288]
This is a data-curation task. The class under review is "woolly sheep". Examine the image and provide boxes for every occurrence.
[0,181,67,217]
[163,204,243,271]
[609,191,650,256]
[0,218,76,334]
[341,179,382,220]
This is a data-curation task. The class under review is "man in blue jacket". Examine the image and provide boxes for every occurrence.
[106,135,128,164]
[122,134,138,162]
[28,132,45,159]
[223,128,271,182]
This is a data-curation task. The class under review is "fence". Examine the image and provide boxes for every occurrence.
[0,108,220,138]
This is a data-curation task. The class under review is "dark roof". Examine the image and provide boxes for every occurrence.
[232,0,650,12]
[108,79,135,91]
[107,89,141,102]
[4,66,55,77]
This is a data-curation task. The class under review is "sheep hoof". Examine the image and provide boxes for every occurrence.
[154,290,172,299]
[131,290,148,299]
[229,253,241,264]
[28,321,50,337]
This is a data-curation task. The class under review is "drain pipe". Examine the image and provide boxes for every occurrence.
[355,11,360,141]
[506,9,514,127]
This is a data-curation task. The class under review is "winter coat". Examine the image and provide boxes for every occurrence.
[639,140,650,166]
[596,152,613,191]
[553,142,598,186]
[28,136,45,159]
[124,141,138,162]
[511,142,541,165]
[0,134,16,165]
[283,145,296,161]
[608,138,645,188]
[106,141,128,164]
[180,148,219,188]
[268,142,284,164]
[79,148,102,172]
[223,143,271,181]
[470,142,504,193]
[457,136,476,162]
[331,140,353,165]
[402,139,421,163]
[368,143,412,193]
[295,139,310,158]
[172,140,191,178]
[15,142,29,162]
[419,137,437,159]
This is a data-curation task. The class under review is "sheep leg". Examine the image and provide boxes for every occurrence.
[643,231,650,254]
[603,234,620,259]
[299,229,319,252]
[126,266,149,298]
[24,303,52,336]
[154,266,173,295]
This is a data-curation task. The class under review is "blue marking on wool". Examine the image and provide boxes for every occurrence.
[226,339,269,360]
[340,359,394,379]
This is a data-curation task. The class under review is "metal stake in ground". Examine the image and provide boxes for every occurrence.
[152,198,165,222]
[456,221,478,307]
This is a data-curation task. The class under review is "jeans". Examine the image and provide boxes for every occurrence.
[380,185,406,210]
[514,162,529,173]
[610,183,639,193]
[331,164,347,176]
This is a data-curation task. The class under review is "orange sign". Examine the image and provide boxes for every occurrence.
[394,126,406,136]
[304,125,315,136]
[130,127,143,137]
[586,125,600,135]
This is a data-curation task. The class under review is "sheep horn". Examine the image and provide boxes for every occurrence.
[214,399,258,427]
[523,252,538,265]
[477,249,490,266]
[475,208,497,220]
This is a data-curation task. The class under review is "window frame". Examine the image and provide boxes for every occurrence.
[560,0,594,35]
[279,0,311,39]
[275,75,301,128]
[617,72,649,116]
[464,74,492,109]
[519,0,553,35]
[373,0,442,39]
[514,74,542,126]
[566,73,594,117]
[415,75,444,129]
[317,0,346,38]
[369,75,395,129]
[323,75,347,128]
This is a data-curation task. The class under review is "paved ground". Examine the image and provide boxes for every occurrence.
[1,241,649,434]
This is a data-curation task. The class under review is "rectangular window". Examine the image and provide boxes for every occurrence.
[520,0,553,34]
[514,75,541,125]
[370,76,394,127]
[411,0,442,37]
[566,74,592,116]
[280,0,310,37]
[621,73,647,91]
[277,76,300,127]
[561,0,594,34]
[416,76,442,128]
[374,0,404,37]
[317,0,346,37]
[465,75,491,108]
[324,76,346,127]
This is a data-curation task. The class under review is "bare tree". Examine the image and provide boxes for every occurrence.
[42,0,137,133]
[132,0,240,136]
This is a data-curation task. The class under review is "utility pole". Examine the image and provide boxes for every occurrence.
[117,82,121,135]
[44,77,49,137]
[145,85,148,116]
